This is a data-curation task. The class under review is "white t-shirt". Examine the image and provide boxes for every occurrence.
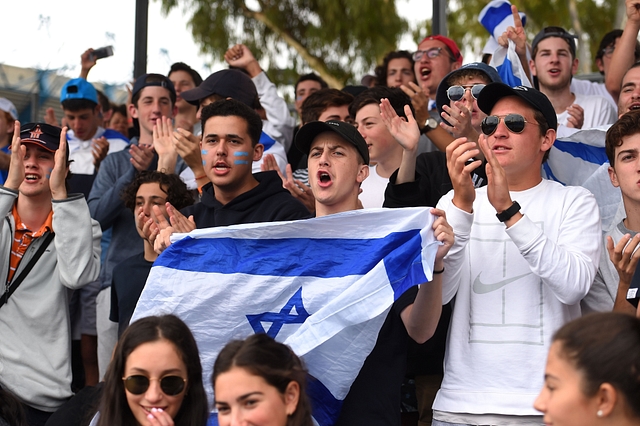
[570,78,616,109]
[359,165,388,208]
[556,92,617,129]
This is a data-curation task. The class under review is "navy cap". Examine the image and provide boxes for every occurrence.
[132,74,177,105]
[295,120,369,165]
[477,83,558,131]
[532,26,578,58]
[19,123,62,152]
[181,69,258,108]
[61,78,98,104]
[436,62,503,125]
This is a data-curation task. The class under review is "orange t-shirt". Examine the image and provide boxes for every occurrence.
[7,204,53,283]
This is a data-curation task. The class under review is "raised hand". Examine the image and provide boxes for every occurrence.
[92,136,109,169]
[379,98,420,152]
[477,133,516,218]
[445,137,481,213]
[566,104,584,129]
[400,81,431,127]
[50,126,69,200]
[130,144,155,172]
[441,102,479,142]
[224,44,262,77]
[4,121,26,191]
[431,208,454,266]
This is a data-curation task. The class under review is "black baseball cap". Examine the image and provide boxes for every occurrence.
[181,69,258,108]
[295,120,370,164]
[19,123,62,151]
[532,26,578,58]
[436,62,503,125]
[477,83,557,131]
[132,73,177,105]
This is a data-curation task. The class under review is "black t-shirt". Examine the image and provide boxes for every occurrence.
[110,253,154,336]
[334,286,418,426]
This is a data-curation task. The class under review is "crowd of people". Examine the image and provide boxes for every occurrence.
[1,1,640,425]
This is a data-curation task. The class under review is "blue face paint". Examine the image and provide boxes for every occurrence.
[201,150,208,155]
[234,151,249,157]
[46,168,52,179]
[234,160,249,165]
[202,160,206,166]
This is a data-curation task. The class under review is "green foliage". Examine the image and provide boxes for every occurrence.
[159,0,408,86]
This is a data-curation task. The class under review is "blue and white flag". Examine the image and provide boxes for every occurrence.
[543,126,610,186]
[131,208,439,426]
[479,0,526,55]
[490,40,532,88]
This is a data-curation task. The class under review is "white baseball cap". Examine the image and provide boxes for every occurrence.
[0,98,18,120]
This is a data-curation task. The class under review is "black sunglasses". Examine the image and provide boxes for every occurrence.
[481,114,538,136]
[122,375,186,396]
[447,84,486,102]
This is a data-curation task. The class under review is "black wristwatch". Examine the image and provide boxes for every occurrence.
[496,201,521,222]
[420,117,438,134]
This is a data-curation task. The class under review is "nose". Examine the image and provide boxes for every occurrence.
[141,202,152,218]
[492,117,509,138]
[144,379,163,404]
[196,105,203,120]
[462,88,474,108]
[532,389,546,413]
[229,409,244,426]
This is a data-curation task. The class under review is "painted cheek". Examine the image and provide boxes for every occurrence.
[234,160,249,165]
[46,168,52,179]
[234,151,249,157]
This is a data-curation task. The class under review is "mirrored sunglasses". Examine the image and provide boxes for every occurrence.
[481,114,538,136]
[447,84,486,102]
[122,375,186,396]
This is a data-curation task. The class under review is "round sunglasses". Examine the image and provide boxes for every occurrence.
[122,375,186,396]
[446,84,486,102]
[481,114,538,136]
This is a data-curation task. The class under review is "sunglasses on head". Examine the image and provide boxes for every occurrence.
[447,84,486,102]
[412,47,451,62]
[122,375,186,396]
[481,114,538,136]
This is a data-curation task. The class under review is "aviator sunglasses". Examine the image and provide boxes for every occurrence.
[481,114,538,136]
[122,375,186,396]
[447,84,486,102]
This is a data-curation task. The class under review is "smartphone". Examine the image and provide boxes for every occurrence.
[90,46,114,61]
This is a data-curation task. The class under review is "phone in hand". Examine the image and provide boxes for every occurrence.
[90,46,114,61]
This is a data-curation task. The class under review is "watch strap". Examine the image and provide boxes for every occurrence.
[496,201,521,222]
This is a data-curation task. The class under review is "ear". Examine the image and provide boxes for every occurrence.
[283,381,300,416]
[129,103,139,120]
[540,128,555,154]
[451,61,461,71]
[571,58,580,75]
[596,58,605,73]
[608,165,620,187]
[172,105,178,118]
[253,143,264,162]
[595,382,618,417]
[530,59,538,77]
[357,163,369,184]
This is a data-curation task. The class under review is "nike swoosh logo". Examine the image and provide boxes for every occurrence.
[472,272,532,294]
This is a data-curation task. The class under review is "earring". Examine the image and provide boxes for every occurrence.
[597,410,603,417]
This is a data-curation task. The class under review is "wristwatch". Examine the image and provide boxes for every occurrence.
[420,117,438,134]
[496,201,521,222]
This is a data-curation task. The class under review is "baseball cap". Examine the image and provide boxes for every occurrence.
[436,62,503,122]
[19,123,62,152]
[477,83,558,131]
[295,120,370,164]
[532,26,578,58]
[60,78,98,104]
[132,73,177,105]
[181,69,258,108]
[0,98,18,120]
[418,35,463,64]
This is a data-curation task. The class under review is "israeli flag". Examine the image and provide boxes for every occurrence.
[131,208,439,426]
[490,40,532,88]
[479,0,526,41]
[543,126,610,186]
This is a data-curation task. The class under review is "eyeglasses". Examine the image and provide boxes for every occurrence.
[600,45,615,58]
[481,114,538,136]
[412,47,451,62]
[122,375,187,396]
[447,84,486,101]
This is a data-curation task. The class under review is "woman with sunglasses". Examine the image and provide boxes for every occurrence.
[212,333,314,426]
[534,312,640,425]
[96,315,208,426]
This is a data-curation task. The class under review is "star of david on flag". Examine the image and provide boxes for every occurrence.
[131,207,439,426]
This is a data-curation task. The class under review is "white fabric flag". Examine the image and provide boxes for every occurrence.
[131,208,439,426]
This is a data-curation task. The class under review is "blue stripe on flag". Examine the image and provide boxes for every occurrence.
[259,131,276,150]
[496,56,523,87]
[156,229,427,299]
[542,162,562,184]
[553,140,608,164]
[308,374,343,426]
[480,2,512,33]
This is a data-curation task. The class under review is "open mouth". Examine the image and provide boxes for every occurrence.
[629,103,640,111]
[25,174,39,181]
[319,172,331,183]
[214,162,230,170]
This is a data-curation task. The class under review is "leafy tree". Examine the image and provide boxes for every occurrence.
[159,0,408,87]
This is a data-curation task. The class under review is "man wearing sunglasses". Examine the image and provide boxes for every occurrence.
[530,26,617,130]
[431,83,601,425]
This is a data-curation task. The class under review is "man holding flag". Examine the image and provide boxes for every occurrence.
[133,106,452,425]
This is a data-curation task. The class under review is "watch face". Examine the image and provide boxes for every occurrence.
[426,118,437,129]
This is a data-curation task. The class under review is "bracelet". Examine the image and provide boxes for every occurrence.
[194,174,207,180]
[433,267,445,275]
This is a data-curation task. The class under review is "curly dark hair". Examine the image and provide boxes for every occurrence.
[374,50,415,88]
[121,171,194,212]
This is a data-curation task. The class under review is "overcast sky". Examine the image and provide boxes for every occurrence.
[2,0,433,87]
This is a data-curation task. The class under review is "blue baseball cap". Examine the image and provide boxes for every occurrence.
[60,78,98,104]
